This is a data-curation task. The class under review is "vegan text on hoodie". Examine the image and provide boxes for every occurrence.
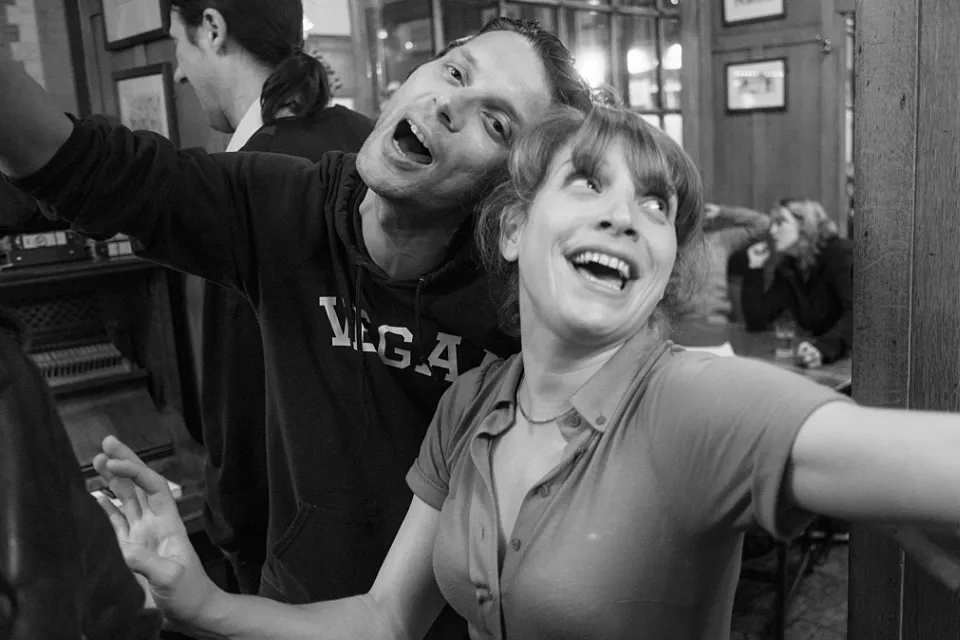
[13,118,518,618]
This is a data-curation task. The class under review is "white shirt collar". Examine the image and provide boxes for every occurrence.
[226,100,264,152]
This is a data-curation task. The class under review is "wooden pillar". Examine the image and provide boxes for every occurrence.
[849,0,960,637]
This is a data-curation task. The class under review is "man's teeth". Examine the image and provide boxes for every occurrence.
[407,120,429,150]
[571,251,632,279]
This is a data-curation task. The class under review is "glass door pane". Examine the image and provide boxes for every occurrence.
[621,15,658,110]
[502,3,558,33]
[660,18,681,110]
[569,10,612,89]
[443,0,499,43]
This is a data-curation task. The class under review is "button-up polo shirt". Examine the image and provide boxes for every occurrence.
[406,332,849,640]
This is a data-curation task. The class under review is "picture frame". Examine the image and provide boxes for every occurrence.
[725,58,787,113]
[722,0,785,27]
[102,0,170,50]
[113,63,179,145]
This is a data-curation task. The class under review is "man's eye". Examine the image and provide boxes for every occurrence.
[483,114,510,143]
[446,65,464,83]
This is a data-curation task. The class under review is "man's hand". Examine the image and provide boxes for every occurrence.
[94,436,221,626]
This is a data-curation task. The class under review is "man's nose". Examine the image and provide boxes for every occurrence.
[432,93,466,132]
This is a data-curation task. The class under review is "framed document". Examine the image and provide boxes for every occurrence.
[725,58,787,113]
[113,63,179,144]
[722,0,785,27]
[102,0,170,50]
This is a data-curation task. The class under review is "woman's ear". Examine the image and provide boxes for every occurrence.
[499,205,524,263]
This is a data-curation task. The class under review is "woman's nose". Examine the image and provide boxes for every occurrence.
[597,200,639,239]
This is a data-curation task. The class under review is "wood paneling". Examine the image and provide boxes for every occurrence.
[850,0,960,636]
[696,0,848,231]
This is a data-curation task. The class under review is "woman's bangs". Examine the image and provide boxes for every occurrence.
[567,109,677,203]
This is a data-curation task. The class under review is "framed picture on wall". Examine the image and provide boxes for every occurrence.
[722,0,785,27]
[725,58,787,113]
[113,63,179,144]
[102,0,170,50]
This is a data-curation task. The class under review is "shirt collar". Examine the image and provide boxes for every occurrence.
[483,332,670,435]
[225,100,264,152]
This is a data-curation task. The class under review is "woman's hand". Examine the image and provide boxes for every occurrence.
[747,241,771,269]
[94,436,221,627]
[796,341,823,368]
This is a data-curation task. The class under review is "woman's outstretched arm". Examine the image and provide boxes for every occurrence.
[96,437,447,640]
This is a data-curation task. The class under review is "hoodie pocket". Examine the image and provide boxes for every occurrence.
[263,502,388,605]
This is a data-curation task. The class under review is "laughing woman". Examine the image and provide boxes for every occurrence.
[96,107,960,640]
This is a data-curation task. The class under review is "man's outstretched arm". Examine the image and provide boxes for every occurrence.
[0,61,73,178]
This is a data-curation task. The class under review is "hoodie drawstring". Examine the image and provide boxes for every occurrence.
[355,265,370,431]
[414,277,426,366]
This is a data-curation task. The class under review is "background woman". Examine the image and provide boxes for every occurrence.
[94,107,960,640]
[741,199,853,368]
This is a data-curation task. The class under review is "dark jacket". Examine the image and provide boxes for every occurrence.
[0,309,160,640]
[201,105,373,595]
[14,118,517,639]
[741,236,854,363]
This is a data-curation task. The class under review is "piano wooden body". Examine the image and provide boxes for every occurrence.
[0,253,206,531]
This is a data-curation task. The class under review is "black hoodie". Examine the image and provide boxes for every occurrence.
[13,119,517,636]
[741,236,854,363]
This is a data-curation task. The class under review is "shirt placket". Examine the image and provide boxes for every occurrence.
[498,413,596,601]
[467,415,509,639]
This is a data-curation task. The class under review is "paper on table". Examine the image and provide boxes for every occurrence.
[681,342,736,357]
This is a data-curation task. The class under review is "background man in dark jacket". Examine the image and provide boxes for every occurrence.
[167,0,373,596]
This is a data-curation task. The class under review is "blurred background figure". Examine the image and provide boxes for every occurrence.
[741,198,853,368]
[696,202,769,324]
[167,0,373,596]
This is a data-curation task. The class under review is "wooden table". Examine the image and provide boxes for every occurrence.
[672,319,852,390]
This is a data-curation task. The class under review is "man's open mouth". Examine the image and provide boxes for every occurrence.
[392,118,433,165]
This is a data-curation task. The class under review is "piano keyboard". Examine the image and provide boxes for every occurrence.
[91,479,183,507]
[29,342,134,387]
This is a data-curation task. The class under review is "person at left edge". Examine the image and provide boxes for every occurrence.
[168,0,373,596]
[0,17,593,639]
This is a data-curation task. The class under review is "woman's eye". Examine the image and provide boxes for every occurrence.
[642,197,666,212]
[569,175,600,192]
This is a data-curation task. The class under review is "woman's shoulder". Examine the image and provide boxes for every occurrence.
[433,354,520,442]
[820,235,854,259]
[816,236,854,274]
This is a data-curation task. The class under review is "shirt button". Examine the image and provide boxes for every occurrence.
[537,484,550,498]
[566,414,581,428]
[476,586,492,603]
[596,415,607,425]
[511,538,522,551]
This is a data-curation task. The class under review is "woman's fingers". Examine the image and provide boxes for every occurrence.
[96,493,130,539]
[94,450,143,521]
[101,436,174,497]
